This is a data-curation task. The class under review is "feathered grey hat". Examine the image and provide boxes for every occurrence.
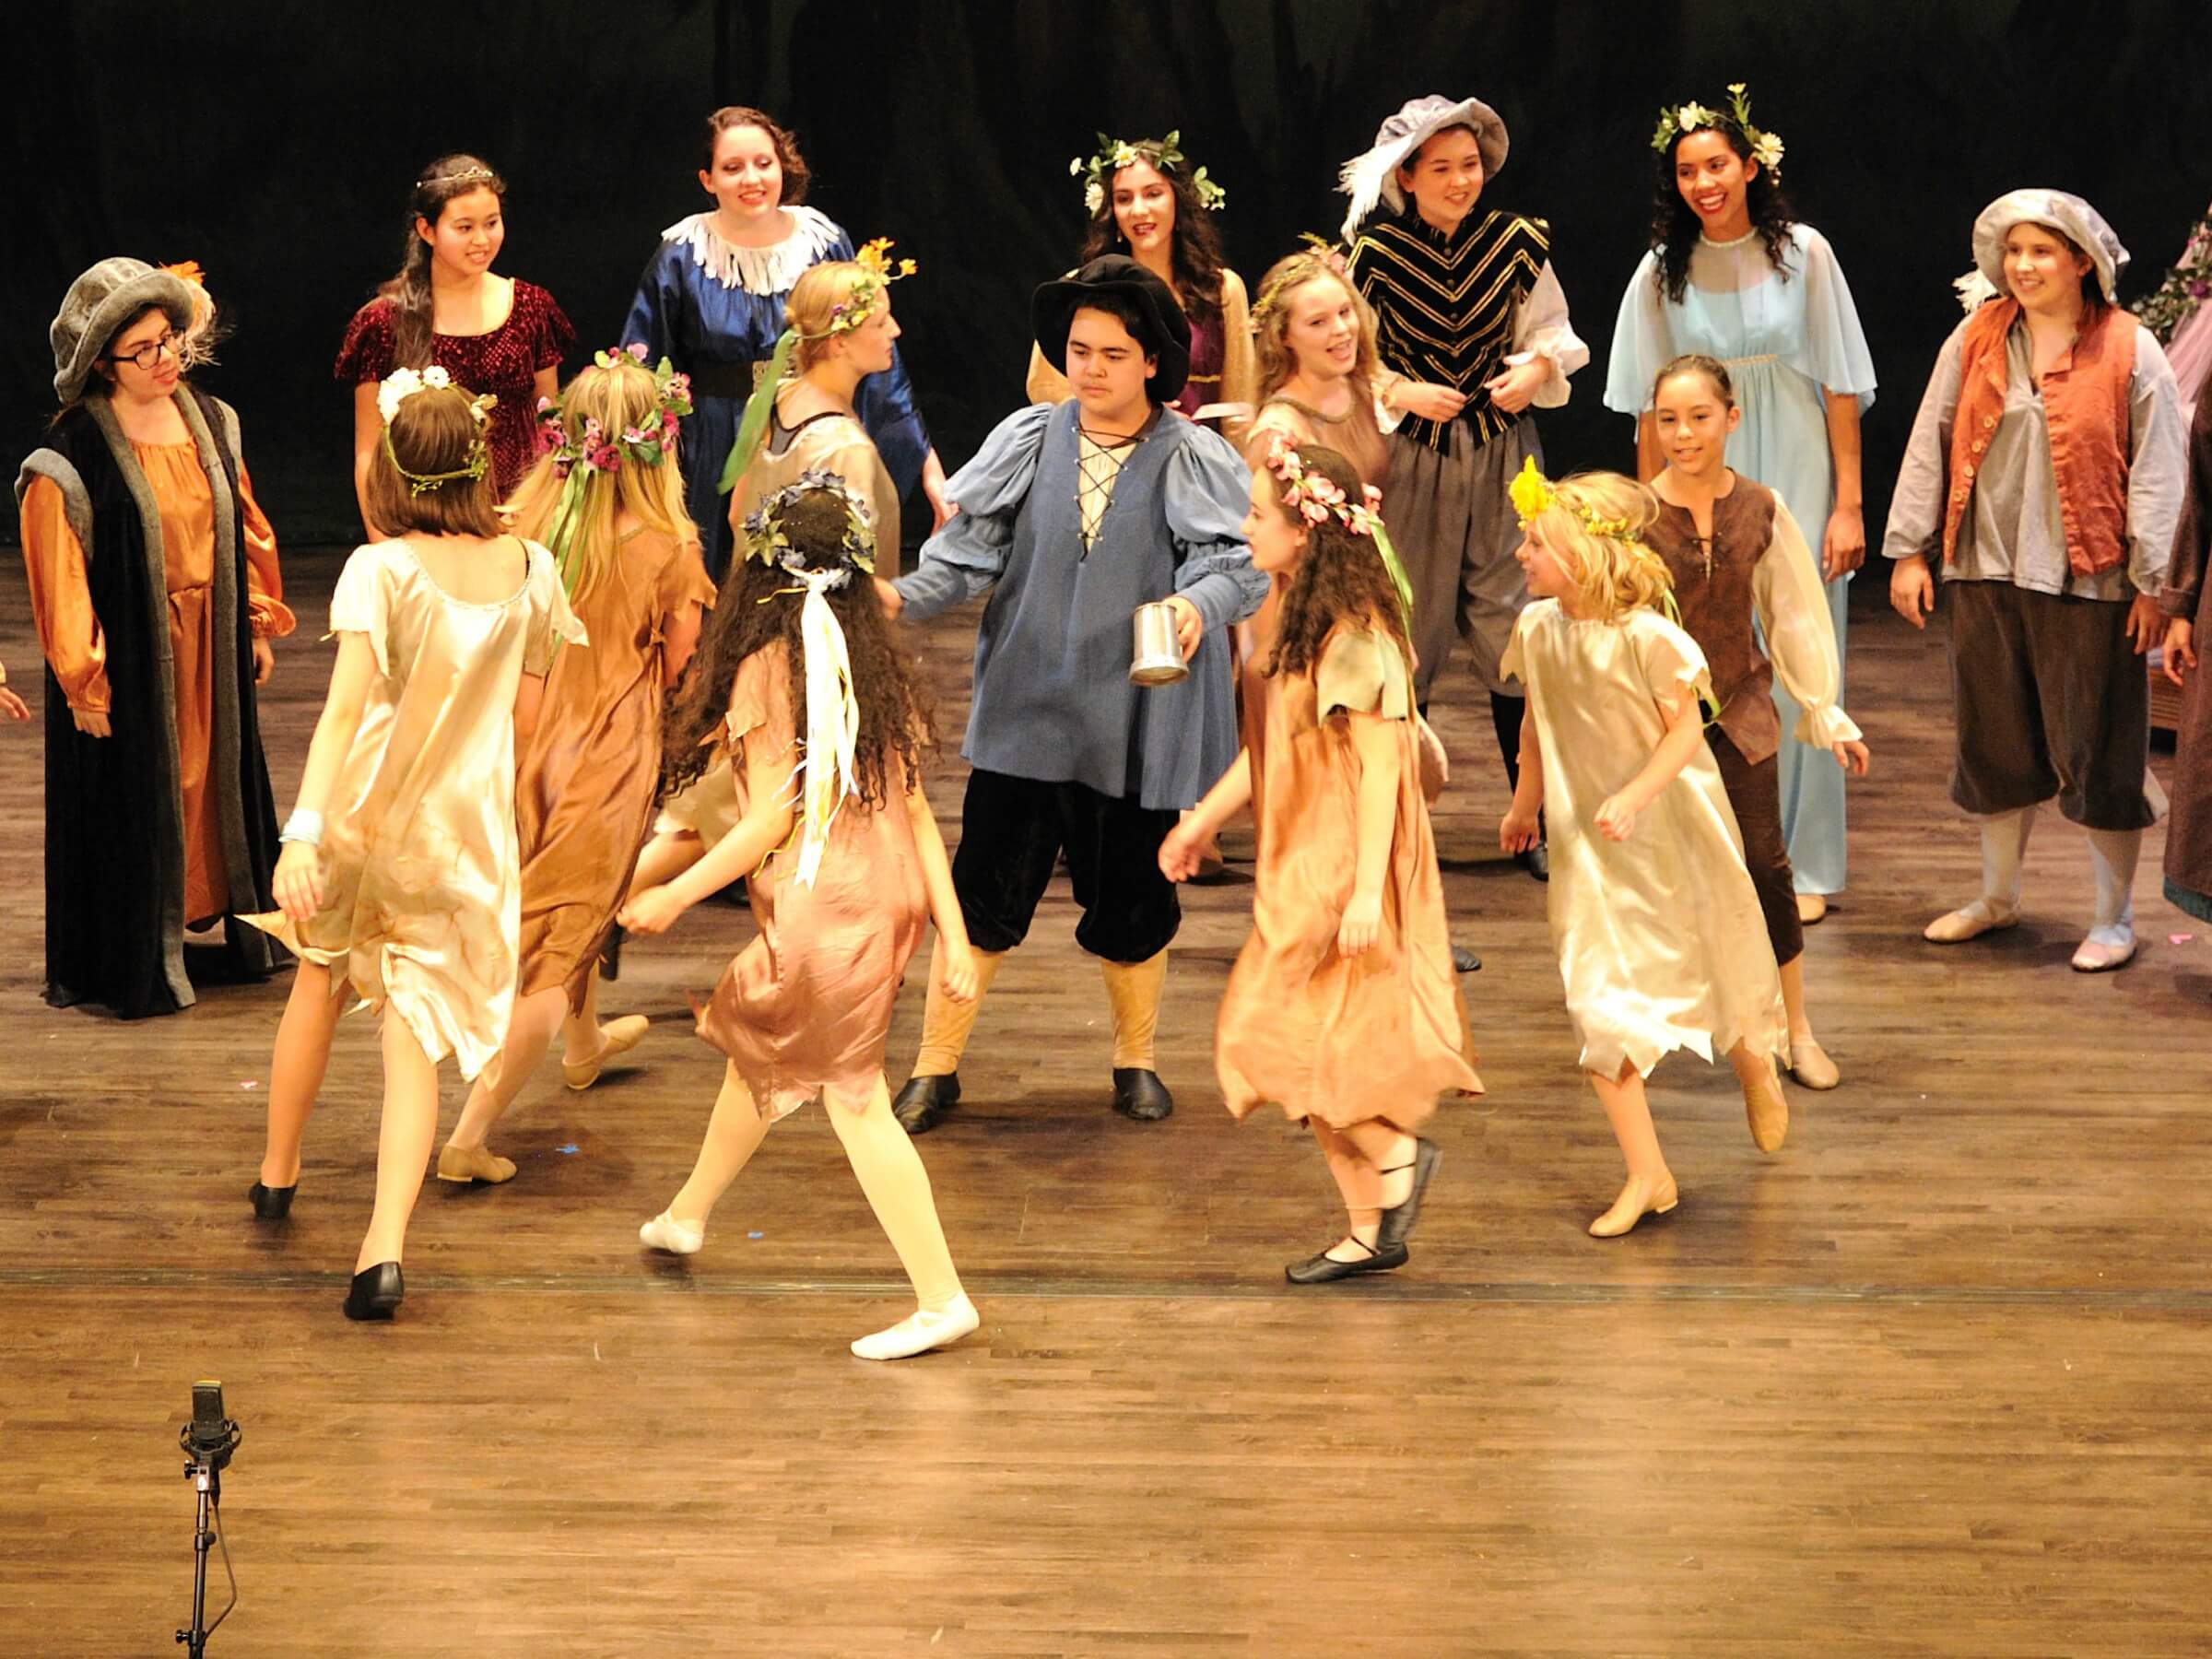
[1971,189,2129,303]
[50,257,200,404]
[1338,95,1510,242]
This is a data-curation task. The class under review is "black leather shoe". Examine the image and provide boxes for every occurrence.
[1111,1067,1174,1121]
[343,1262,404,1321]
[1374,1137,1441,1253]
[248,1181,295,1221]
[1516,841,1550,882]
[1451,946,1482,973]
[892,1072,960,1135]
[1286,1237,1408,1284]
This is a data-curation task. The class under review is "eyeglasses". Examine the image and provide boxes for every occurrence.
[102,333,182,371]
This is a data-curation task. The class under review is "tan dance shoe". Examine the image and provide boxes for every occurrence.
[1744,1064,1790,1152]
[1795,892,1829,924]
[562,1015,650,1090]
[2070,931,2138,972]
[1785,1035,1841,1090]
[1923,900,2019,944]
[436,1143,516,1184]
[1589,1171,1679,1238]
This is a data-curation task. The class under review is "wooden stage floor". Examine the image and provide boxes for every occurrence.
[4,548,2209,1655]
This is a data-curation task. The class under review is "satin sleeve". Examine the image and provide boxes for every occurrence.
[895,402,1054,619]
[725,642,797,764]
[327,544,397,677]
[1316,627,1413,720]
[1753,503,1861,747]
[620,242,683,362]
[522,543,589,675]
[1630,612,1716,712]
[18,475,108,712]
[238,464,297,640]
[1165,424,1266,630]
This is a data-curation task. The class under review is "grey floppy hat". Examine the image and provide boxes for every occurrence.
[1338,94,1510,241]
[1971,189,2129,303]
[50,257,199,404]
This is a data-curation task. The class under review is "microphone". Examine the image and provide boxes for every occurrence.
[182,1380,240,1471]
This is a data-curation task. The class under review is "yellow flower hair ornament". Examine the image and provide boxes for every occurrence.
[1510,455,1638,539]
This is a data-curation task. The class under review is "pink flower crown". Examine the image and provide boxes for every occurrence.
[536,343,694,478]
[1264,435,1383,535]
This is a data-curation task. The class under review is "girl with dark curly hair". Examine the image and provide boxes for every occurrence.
[619,477,982,1361]
[1604,88,1877,926]
[1026,132,1255,425]
[1161,441,1478,1284]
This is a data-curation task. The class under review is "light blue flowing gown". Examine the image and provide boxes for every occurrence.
[1606,224,1877,895]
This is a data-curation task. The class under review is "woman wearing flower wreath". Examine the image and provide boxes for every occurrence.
[1161,440,1477,1283]
[1885,190,2184,972]
[429,347,716,1182]
[17,257,294,1018]
[562,249,919,1082]
[624,106,947,579]
[1605,85,1877,926]
[1341,94,1589,886]
[245,369,583,1319]
[1027,131,1255,429]
[335,154,574,522]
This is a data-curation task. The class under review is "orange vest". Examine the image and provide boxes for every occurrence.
[1941,297,2137,577]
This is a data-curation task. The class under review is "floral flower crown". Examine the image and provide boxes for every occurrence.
[743,467,878,585]
[1248,236,1352,334]
[1509,456,1641,540]
[812,238,917,340]
[1650,82,1784,177]
[535,344,694,477]
[376,365,495,495]
[1069,130,1226,220]
[1264,435,1382,535]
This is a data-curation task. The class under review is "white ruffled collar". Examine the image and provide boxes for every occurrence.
[660,206,843,296]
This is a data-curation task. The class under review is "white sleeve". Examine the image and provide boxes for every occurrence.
[1505,261,1589,408]
[1753,504,1861,748]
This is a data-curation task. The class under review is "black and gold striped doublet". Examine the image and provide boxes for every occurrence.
[1348,208,1550,452]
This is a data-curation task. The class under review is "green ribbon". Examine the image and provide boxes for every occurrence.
[1369,518,1417,637]
[718,327,801,495]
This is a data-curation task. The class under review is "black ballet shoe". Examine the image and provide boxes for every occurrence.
[892,1072,960,1135]
[1516,842,1550,882]
[1373,1138,1441,1253]
[1452,945,1482,973]
[247,1181,295,1221]
[1111,1067,1174,1122]
[596,923,624,982]
[1286,1236,1409,1284]
[342,1262,404,1321]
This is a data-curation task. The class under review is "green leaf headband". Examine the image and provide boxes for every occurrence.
[1069,130,1226,218]
[1650,82,1784,177]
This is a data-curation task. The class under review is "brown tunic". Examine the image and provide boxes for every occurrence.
[1242,382,1391,491]
[2162,392,2212,917]
[1646,480,1783,764]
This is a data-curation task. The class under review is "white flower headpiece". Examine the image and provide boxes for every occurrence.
[376,364,493,428]
[1652,83,1784,177]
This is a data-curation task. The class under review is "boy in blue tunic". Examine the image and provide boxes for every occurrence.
[877,256,1265,1130]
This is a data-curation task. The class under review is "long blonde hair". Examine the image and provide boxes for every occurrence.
[502,357,698,605]
[1524,472,1674,622]
[1251,253,1382,404]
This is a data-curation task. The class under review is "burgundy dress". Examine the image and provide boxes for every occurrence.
[335,279,575,494]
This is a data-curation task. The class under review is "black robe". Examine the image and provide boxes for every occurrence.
[16,387,283,1017]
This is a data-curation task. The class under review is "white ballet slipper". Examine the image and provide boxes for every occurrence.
[638,1210,704,1254]
[2070,926,2137,973]
[850,1293,980,1361]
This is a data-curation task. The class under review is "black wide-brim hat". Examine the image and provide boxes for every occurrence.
[1030,255,1192,405]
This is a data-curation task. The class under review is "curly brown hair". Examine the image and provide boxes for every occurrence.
[662,488,931,807]
[1649,120,1795,305]
[1076,143,1226,323]
[1260,443,1414,682]
[700,106,810,204]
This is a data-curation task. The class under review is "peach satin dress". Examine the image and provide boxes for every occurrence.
[1215,624,1480,1127]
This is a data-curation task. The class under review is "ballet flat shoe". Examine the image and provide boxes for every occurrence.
[435,1143,516,1185]
[1516,842,1550,883]
[1588,1172,1679,1239]
[1452,945,1482,973]
[892,1072,960,1135]
[851,1293,981,1360]
[1111,1067,1174,1122]
[1744,1065,1790,1153]
[248,1180,295,1221]
[1285,1238,1409,1283]
[2070,934,2138,972]
[1785,1035,1841,1091]
[1923,901,2019,944]
[561,1015,651,1090]
[343,1261,404,1321]
[1795,892,1829,925]
[638,1210,705,1255]
[1374,1138,1441,1253]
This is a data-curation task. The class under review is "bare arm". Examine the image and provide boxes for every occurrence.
[512,669,547,751]
[1500,704,1545,850]
[1820,389,1866,578]
[1158,751,1252,882]
[1594,682,1704,841]
[351,383,386,541]
[661,601,704,687]
[1337,714,1403,956]
[626,736,796,930]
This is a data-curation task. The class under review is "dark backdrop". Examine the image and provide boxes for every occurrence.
[9,0,2210,546]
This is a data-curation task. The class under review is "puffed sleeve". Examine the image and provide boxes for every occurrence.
[1630,613,1717,712]
[1165,424,1267,630]
[2125,327,2187,596]
[521,543,589,676]
[1753,502,1861,748]
[333,300,395,385]
[621,241,683,362]
[1603,251,1673,417]
[1789,228,1877,412]
[18,472,108,712]
[327,544,397,677]
[237,464,297,640]
[1316,627,1414,720]
[895,402,1055,620]
[2162,388,2212,621]
[1217,267,1259,420]
[1879,319,1969,564]
[1505,256,1588,409]
[526,283,576,373]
